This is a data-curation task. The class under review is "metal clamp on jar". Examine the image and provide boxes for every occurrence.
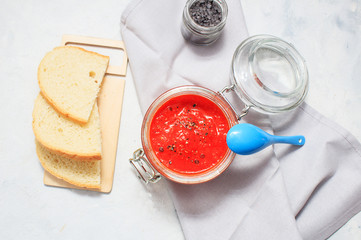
[130,35,309,185]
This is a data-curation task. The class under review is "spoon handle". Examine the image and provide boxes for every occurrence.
[271,135,305,146]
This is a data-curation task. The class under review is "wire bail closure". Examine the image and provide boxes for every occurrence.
[129,148,161,184]
[218,84,250,121]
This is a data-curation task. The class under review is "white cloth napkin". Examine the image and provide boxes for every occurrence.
[120,0,361,239]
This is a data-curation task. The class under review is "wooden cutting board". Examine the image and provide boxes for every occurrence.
[43,35,128,193]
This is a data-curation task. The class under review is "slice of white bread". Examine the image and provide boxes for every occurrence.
[38,46,109,123]
[33,93,102,161]
[36,141,101,188]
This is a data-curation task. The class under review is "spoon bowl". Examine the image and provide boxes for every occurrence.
[226,123,305,155]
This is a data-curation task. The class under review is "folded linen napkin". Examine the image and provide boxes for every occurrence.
[120,0,361,239]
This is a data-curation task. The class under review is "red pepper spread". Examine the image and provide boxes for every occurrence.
[149,94,230,175]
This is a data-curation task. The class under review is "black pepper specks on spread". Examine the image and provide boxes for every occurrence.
[167,144,176,151]
[155,102,216,167]
[189,0,222,27]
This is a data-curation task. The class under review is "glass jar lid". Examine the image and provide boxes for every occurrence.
[230,35,309,114]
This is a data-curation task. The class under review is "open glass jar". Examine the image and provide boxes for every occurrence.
[130,35,309,184]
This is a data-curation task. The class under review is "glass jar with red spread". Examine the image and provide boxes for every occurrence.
[132,86,238,184]
[130,35,309,184]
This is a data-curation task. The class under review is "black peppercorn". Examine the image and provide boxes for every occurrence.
[189,0,222,27]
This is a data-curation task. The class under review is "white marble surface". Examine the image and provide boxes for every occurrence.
[0,0,360,239]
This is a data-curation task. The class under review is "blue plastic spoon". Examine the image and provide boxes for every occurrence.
[226,123,305,155]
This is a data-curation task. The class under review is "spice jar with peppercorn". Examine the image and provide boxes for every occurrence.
[181,0,228,45]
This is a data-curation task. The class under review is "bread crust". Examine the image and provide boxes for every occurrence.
[32,93,102,161]
[33,126,102,161]
[36,141,100,189]
[37,46,109,124]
